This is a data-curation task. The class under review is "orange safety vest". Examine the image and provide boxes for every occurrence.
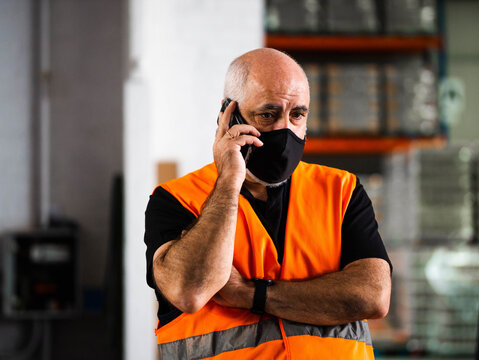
[155,161,375,359]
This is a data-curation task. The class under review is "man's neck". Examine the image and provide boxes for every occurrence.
[243,179,268,202]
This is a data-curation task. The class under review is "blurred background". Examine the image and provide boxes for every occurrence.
[0,0,478,359]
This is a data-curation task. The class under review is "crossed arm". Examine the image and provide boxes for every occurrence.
[213,259,391,326]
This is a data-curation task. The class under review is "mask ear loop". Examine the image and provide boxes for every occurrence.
[244,147,253,164]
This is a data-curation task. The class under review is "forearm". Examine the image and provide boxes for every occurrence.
[151,100,264,313]
[153,177,240,313]
[265,259,391,325]
[219,258,391,325]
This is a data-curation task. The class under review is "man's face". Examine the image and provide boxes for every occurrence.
[238,68,309,139]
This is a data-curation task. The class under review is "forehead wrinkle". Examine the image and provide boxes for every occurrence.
[240,53,310,111]
[230,48,310,102]
[246,78,308,102]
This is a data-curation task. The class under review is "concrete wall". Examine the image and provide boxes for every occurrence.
[0,0,34,353]
[0,0,123,357]
[0,0,33,231]
[123,1,263,359]
[49,0,124,288]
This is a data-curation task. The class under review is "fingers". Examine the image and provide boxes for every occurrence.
[213,100,263,184]
[231,134,263,148]
[226,124,261,139]
[226,123,263,147]
[220,125,263,150]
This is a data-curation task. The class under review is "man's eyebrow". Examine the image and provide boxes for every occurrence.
[256,104,309,112]
[257,104,282,111]
[293,106,308,112]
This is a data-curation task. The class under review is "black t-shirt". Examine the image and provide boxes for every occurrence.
[144,174,392,325]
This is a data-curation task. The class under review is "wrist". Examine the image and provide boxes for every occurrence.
[251,278,274,315]
[216,173,243,194]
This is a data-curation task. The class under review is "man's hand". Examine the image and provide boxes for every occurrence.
[214,100,263,190]
[213,266,254,309]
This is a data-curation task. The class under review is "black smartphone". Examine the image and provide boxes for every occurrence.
[220,98,247,127]
[219,98,253,162]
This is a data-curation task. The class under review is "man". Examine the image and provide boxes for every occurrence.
[145,48,392,359]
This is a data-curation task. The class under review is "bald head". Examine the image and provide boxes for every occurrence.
[223,48,308,103]
[222,48,310,143]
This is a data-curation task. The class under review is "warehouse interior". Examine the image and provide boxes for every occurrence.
[0,0,478,359]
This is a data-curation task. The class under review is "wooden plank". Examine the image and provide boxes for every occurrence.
[157,162,178,184]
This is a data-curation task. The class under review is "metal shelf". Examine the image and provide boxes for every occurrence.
[304,136,447,154]
[265,34,443,52]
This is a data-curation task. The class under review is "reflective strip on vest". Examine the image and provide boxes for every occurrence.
[158,319,371,359]
[283,320,372,346]
[158,318,282,360]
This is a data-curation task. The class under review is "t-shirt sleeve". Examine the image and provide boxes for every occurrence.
[340,176,393,272]
[144,186,196,289]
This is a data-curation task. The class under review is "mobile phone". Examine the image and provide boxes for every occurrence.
[219,98,253,162]
[220,98,247,128]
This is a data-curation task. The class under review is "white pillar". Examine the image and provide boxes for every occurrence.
[124,1,263,359]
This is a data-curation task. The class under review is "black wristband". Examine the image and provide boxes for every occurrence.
[251,278,274,315]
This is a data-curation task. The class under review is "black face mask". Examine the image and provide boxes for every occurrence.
[245,128,305,184]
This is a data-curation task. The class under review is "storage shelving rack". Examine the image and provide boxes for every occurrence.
[264,1,450,357]
[265,34,447,154]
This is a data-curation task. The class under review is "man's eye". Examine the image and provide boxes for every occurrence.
[291,112,305,120]
[259,113,274,120]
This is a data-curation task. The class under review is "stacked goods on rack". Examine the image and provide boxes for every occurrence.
[474,145,479,242]
[353,147,475,248]
[302,58,439,136]
[385,0,437,34]
[385,57,439,135]
[387,146,479,357]
[363,147,478,356]
[356,147,476,248]
[382,152,418,247]
[477,155,479,242]
[357,149,479,355]
[265,0,325,33]
[328,63,380,134]
[416,146,474,244]
[408,247,479,356]
[326,0,377,33]
[266,0,437,34]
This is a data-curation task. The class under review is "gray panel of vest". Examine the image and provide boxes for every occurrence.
[158,318,372,359]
